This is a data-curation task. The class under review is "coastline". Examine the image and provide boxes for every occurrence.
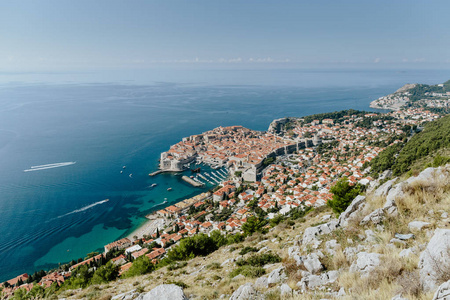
[127,215,166,241]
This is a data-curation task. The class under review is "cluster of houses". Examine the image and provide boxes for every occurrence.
[389,107,441,123]
[159,125,296,180]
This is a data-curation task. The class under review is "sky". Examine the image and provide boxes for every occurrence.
[1,0,450,72]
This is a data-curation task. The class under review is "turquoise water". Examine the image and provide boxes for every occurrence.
[0,68,449,281]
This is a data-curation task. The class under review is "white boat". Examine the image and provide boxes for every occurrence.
[167,187,172,191]
[151,183,157,187]
[129,174,133,178]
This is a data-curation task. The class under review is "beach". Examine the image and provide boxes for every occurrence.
[127,216,167,241]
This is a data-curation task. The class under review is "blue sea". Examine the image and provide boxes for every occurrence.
[0,68,449,282]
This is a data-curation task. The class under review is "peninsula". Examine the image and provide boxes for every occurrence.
[370,80,450,112]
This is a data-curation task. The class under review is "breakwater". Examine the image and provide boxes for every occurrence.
[182,176,204,187]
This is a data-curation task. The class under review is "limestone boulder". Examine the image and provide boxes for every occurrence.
[360,208,385,225]
[365,229,378,244]
[408,221,431,232]
[432,280,450,300]
[112,290,142,300]
[406,166,447,186]
[143,284,188,300]
[343,247,358,262]
[267,267,287,285]
[374,178,397,198]
[325,239,340,255]
[384,182,405,216]
[419,229,450,292]
[338,195,366,227]
[298,270,339,290]
[302,220,338,246]
[254,276,268,289]
[229,283,258,300]
[279,283,292,296]
[303,253,323,274]
[399,247,419,258]
[349,252,381,276]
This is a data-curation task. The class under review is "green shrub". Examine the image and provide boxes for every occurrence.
[242,216,268,236]
[122,256,155,278]
[229,266,266,278]
[269,214,284,227]
[327,177,361,215]
[167,233,219,261]
[207,262,222,270]
[91,262,119,284]
[167,281,188,289]
[236,253,281,267]
[239,246,259,256]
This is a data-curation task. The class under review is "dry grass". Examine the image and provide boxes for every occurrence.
[283,257,304,284]
[326,248,349,270]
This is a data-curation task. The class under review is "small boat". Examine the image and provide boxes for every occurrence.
[163,198,168,204]
[191,167,201,173]
[151,183,157,187]
[167,187,172,191]
[120,170,123,174]
[129,174,133,178]
[122,166,126,169]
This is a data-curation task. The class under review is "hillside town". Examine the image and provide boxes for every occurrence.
[370,82,450,111]
[0,107,443,299]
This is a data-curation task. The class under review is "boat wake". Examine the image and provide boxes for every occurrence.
[24,161,76,172]
[56,199,109,219]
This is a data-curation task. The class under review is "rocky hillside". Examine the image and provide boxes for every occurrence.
[58,165,450,300]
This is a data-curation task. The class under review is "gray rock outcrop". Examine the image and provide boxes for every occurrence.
[349,252,381,276]
[419,229,450,292]
[112,290,142,300]
[360,208,385,225]
[254,276,268,289]
[408,221,431,231]
[267,267,287,285]
[432,280,450,300]
[298,270,339,290]
[229,283,258,300]
[279,283,293,296]
[143,284,188,300]
[338,195,366,227]
[303,253,323,274]
[374,178,397,198]
[302,220,338,246]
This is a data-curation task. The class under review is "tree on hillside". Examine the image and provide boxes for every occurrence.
[91,262,119,284]
[241,216,268,236]
[328,177,361,215]
[122,256,154,278]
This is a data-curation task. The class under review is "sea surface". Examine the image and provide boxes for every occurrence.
[0,68,449,282]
